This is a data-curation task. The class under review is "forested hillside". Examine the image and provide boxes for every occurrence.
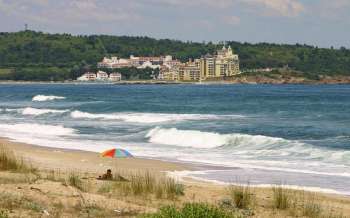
[0,31,349,81]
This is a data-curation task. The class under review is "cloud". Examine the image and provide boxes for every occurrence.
[222,15,241,25]
[147,0,234,8]
[311,0,350,20]
[241,0,305,17]
[145,0,304,17]
[0,0,140,26]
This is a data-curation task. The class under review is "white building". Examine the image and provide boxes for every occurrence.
[98,55,180,69]
[77,72,96,81]
[97,57,132,68]
[109,73,122,82]
[96,71,109,80]
[137,61,161,69]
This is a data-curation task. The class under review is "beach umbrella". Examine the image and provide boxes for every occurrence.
[101,148,133,158]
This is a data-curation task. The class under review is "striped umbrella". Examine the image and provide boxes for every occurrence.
[101,148,134,158]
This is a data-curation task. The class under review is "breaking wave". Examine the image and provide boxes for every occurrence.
[2,107,68,116]
[32,95,66,101]
[0,123,76,137]
[145,127,289,149]
[22,107,68,116]
[70,110,240,123]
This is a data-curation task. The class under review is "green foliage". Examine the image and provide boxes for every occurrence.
[100,67,159,80]
[140,203,240,218]
[1,67,71,81]
[0,31,105,67]
[0,31,349,81]
[229,41,350,76]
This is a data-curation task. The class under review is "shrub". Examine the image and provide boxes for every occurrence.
[228,185,253,209]
[140,203,240,218]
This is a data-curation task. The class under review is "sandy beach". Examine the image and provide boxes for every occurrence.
[1,137,350,217]
[0,137,186,174]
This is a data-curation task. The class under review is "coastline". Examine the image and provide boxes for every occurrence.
[0,137,187,174]
[1,137,350,217]
[1,76,350,85]
[1,137,349,198]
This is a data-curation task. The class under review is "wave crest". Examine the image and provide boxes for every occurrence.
[146,127,291,149]
[22,107,68,116]
[0,123,76,136]
[32,95,66,102]
[70,110,239,123]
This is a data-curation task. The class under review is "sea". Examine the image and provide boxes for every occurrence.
[0,83,349,195]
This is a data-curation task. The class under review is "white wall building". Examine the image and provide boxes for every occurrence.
[109,73,122,82]
[77,72,97,81]
[137,61,161,69]
[96,71,109,80]
[98,55,180,69]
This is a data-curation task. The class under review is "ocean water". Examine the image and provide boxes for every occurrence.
[0,84,350,194]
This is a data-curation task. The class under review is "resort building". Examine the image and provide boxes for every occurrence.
[178,60,201,81]
[77,72,97,81]
[158,66,179,81]
[96,71,109,80]
[214,45,240,77]
[97,55,179,69]
[77,71,122,82]
[137,61,161,69]
[159,46,240,81]
[200,54,215,79]
[109,72,122,82]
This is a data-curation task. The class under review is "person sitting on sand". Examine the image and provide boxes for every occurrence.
[98,169,113,180]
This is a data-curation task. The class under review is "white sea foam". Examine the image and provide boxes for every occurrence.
[22,107,68,116]
[70,110,238,123]
[4,108,19,112]
[32,95,66,101]
[146,127,287,149]
[0,123,76,137]
[167,170,349,195]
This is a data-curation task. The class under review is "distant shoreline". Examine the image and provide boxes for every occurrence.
[1,78,350,85]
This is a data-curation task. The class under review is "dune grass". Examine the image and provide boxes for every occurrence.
[270,186,347,218]
[139,202,241,218]
[301,194,323,218]
[68,172,85,191]
[100,171,184,200]
[272,185,292,210]
[0,192,44,215]
[228,184,254,209]
[0,144,37,173]
[0,209,9,218]
[125,172,184,199]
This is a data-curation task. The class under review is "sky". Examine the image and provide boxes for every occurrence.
[0,0,349,48]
